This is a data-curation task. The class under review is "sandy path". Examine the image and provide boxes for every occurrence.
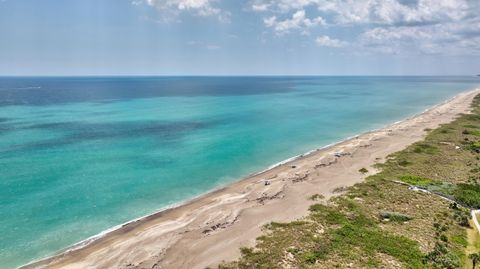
[22,89,480,269]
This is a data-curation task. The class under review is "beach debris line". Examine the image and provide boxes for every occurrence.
[256,190,285,205]
[202,213,240,235]
[334,151,351,158]
[292,171,310,183]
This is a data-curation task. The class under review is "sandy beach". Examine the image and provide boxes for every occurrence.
[22,89,480,269]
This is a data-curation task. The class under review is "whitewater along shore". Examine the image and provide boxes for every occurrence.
[22,89,480,269]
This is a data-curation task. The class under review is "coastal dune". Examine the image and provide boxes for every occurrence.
[23,89,480,269]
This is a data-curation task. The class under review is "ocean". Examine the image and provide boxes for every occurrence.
[0,76,478,268]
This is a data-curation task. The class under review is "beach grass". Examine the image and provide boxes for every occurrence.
[218,94,480,268]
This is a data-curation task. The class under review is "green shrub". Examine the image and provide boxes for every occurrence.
[379,211,412,222]
[453,209,470,227]
[398,159,412,166]
[309,203,328,212]
[470,142,480,151]
[329,223,425,268]
[440,234,448,242]
[412,143,438,154]
[303,251,324,263]
[399,175,434,185]
[451,233,468,247]
[424,242,461,269]
[308,194,325,201]
[453,183,480,208]
[359,167,368,174]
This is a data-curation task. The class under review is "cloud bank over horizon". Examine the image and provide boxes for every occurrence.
[139,0,480,56]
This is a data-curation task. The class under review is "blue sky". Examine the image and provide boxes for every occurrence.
[0,0,479,75]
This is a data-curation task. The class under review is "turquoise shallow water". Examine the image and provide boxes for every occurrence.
[0,76,479,268]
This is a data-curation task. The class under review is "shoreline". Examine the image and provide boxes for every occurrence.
[21,88,480,269]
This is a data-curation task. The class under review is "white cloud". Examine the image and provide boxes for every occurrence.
[360,16,480,55]
[252,0,472,26]
[315,0,470,25]
[252,0,479,55]
[315,35,347,47]
[263,16,276,27]
[362,27,431,44]
[140,0,479,55]
[144,0,223,18]
[252,3,271,11]
[263,10,325,35]
[259,0,319,12]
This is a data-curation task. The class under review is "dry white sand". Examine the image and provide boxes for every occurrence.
[23,89,480,269]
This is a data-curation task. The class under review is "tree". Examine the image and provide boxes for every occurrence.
[469,253,480,269]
